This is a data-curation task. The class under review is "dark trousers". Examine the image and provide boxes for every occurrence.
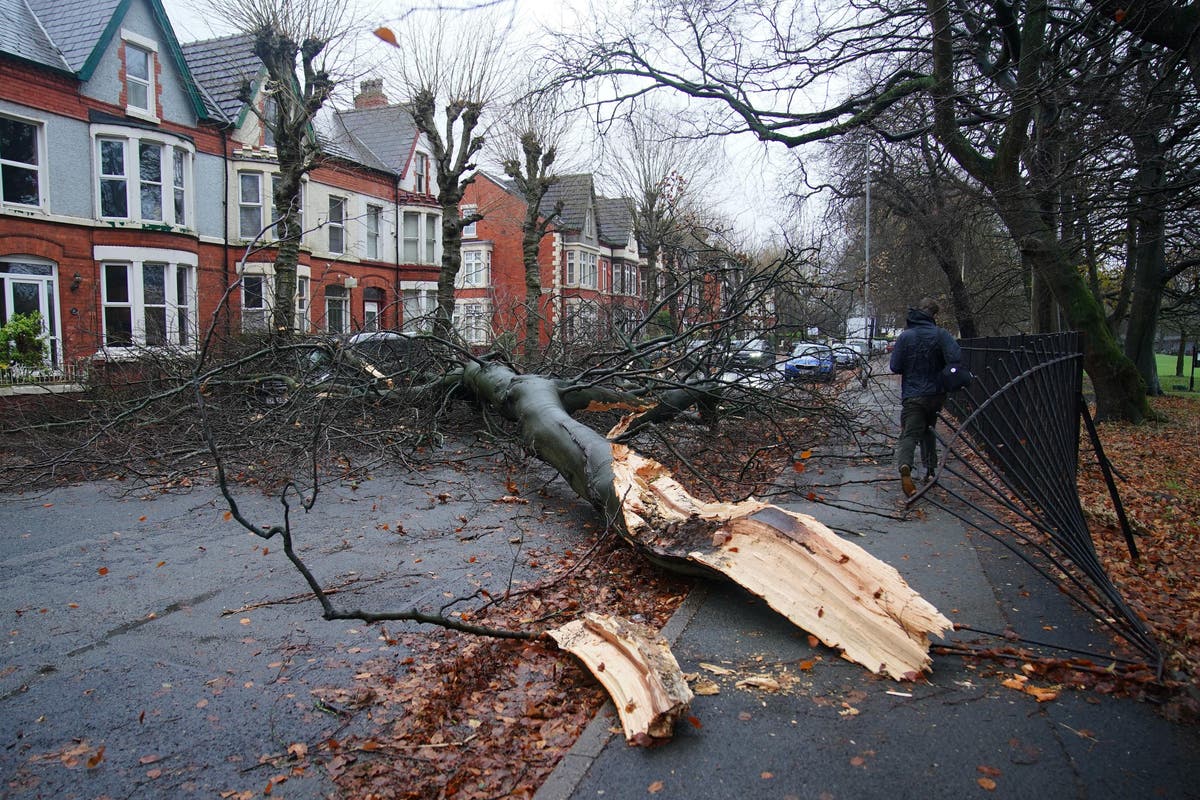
[897,394,945,474]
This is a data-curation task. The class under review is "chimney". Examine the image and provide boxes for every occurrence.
[354,78,388,109]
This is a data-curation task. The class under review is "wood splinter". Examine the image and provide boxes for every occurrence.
[547,612,693,745]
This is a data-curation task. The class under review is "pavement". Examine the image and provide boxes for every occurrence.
[535,373,1200,800]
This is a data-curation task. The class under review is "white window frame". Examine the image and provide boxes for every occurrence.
[0,113,46,209]
[365,204,382,260]
[121,30,158,122]
[238,263,312,333]
[457,248,490,288]
[327,195,346,254]
[401,283,437,333]
[94,246,196,351]
[324,284,350,334]
[0,258,61,368]
[238,171,263,240]
[575,250,598,289]
[565,250,576,287]
[453,299,491,345]
[413,152,428,193]
[402,210,439,264]
[93,126,192,227]
[461,204,477,238]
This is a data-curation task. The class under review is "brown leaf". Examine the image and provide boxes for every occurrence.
[648,780,664,794]
[97,567,108,576]
[374,27,398,46]
[86,746,105,769]
[139,754,161,765]
[977,777,997,791]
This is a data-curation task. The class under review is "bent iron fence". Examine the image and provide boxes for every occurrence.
[911,332,1161,671]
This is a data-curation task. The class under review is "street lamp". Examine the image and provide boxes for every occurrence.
[864,150,871,354]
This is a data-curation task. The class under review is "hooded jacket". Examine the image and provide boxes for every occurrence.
[889,308,961,399]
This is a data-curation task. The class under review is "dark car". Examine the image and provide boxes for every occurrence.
[831,341,866,369]
[257,331,434,404]
[783,341,835,382]
[729,338,775,372]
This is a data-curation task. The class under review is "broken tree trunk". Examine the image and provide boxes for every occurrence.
[460,361,952,682]
[546,612,694,743]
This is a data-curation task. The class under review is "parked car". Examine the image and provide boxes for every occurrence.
[783,341,835,382]
[257,331,434,404]
[831,341,866,369]
[729,338,775,372]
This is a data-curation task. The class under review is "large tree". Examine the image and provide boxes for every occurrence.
[378,12,507,341]
[206,0,355,335]
[545,0,1161,421]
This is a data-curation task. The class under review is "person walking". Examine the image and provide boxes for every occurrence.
[889,297,962,496]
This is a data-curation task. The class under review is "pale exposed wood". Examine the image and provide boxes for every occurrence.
[547,612,694,744]
[610,446,953,681]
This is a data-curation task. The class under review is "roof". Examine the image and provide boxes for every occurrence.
[5,0,221,121]
[181,33,262,121]
[539,173,594,231]
[0,0,70,72]
[332,105,419,176]
[596,196,635,247]
[24,0,122,74]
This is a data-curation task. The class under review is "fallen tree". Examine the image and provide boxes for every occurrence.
[459,359,953,686]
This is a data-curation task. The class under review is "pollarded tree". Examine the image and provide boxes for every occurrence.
[205,0,356,335]
[377,11,507,341]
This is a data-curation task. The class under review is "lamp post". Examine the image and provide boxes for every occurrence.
[864,146,872,354]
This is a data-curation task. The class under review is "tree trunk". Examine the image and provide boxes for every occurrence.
[460,361,953,681]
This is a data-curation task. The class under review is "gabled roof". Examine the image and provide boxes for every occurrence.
[596,196,636,247]
[25,0,122,74]
[539,173,594,231]
[332,105,419,177]
[181,33,262,122]
[0,0,71,72]
[5,0,222,122]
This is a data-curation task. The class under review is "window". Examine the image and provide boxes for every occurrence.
[453,300,490,345]
[425,215,437,263]
[95,130,192,226]
[328,196,346,254]
[461,204,477,238]
[125,43,154,117]
[570,250,597,289]
[138,142,163,221]
[325,285,349,333]
[239,266,310,333]
[0,115,42,207]
[613,261,624,295]
[366,204,382,259]
[458,249,489,288]
[239,172,263,239]
[261,94,278,148]
[402,210,439,264]
[584,209,594,238]
[414,152,428,193]
[268,176,304,240]
[172,148,186,225]
[402,287,437,332]
[363,287,384,331]
[97,248,196,349]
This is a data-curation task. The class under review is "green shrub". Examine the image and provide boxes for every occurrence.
[0,312,47,370]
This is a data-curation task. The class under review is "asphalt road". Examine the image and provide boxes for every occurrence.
[1,460,584,798]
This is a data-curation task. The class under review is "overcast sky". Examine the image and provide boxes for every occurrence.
[157,0,800,246]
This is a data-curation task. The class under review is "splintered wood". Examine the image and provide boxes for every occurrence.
[547,612,693,744]
[609,445,953,681]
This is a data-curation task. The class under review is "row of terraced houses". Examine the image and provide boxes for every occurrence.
[0,0,654,383]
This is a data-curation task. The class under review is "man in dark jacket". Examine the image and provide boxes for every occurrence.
[889,297,961,496]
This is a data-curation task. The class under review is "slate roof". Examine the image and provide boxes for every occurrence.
[539,173,594,231]
[596,196,636,248]
[331,105,418,177]
[25,0,121,73]
[0,0,70,71]
[181,33,263,122]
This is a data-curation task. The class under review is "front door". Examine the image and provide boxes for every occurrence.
[1,261,60,368]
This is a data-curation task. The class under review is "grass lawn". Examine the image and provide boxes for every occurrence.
[1155,353,1200,397]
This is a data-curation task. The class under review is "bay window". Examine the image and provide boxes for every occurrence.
[457,248,489,288]
[95,128,192,226]
[239,265,311,333]
[95,247,196,350]
[453,300,490,345]
[402,210,439,264]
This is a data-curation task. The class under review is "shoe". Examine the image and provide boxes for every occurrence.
[924,471,935,483]
[899,465,916,497]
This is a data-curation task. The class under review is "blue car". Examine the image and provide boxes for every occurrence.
[783,342,835,382]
